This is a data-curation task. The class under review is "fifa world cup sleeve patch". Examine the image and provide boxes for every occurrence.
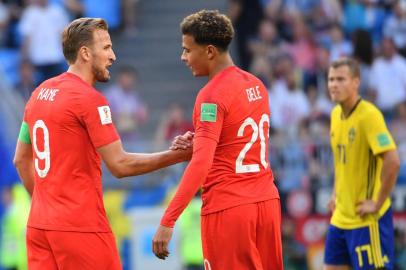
[97,106,113,125]
[377,133,390,147]
[18,121,31,144]
[200,103,217,122]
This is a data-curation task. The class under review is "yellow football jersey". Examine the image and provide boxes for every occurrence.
[330,99,396,229]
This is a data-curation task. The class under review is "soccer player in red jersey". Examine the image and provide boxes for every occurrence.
[152,10,283,270]
[13,18,191,270]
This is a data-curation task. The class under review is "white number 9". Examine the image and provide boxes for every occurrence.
[33,120,51,178]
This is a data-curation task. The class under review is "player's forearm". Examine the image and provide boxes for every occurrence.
[161,137,217,227]
[376,150,400,210]
[114,150,188,178]
[14,160,34,196]
[14,140,34,196]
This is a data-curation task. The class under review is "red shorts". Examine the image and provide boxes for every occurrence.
[201,199,283,270]
[26,227,122,270]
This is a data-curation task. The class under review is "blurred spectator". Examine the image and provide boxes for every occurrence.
[154,103,193,151]
[276,131,309,194]
[228,0,264,70]
[282,0,319,21]
[104,66,147,139]
[249,56,273,88]
[248,19,281,75]
[154,103,193,189]
[352,29,374,95]
[63,0,84,19]
[15,60,35,101]
[283,16,317,74]
[312,0,343,34]
[247,18,280,87]
[306,85,333,119]
[269,71,311,132]
[384,0,406,57]
[342,0,387,44]
[82,0,120,30]
[262,0,282,20]
[390,101,406,145]
[363,0,387,44]
[2,0,24,48]
[122,0,139,37]
[369,37,406,116]
[328,23,353,62]
[317,0,342,24]
[312,45,330,95]
[342,0,368,35]
[18,0,68,84]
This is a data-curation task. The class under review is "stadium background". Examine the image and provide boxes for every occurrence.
[1,0,406,269]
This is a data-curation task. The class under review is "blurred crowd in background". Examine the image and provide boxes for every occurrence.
[1,0,406,269]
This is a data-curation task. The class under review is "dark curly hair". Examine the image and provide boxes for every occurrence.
[180,10,234,52]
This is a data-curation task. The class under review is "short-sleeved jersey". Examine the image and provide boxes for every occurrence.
[193,66,279,215]
[23,72,120,232]
[330,99,396,229]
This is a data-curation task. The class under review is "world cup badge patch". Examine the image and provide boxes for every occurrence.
[98,106,113,125]
[201,103,217,122]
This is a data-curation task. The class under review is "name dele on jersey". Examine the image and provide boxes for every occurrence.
[98,106,113,125]
[246,86,262,102]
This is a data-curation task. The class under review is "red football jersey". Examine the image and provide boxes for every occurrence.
[23,72,119,232]
[194,66,279,215]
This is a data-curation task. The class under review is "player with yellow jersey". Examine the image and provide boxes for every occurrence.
[324,58,400,270]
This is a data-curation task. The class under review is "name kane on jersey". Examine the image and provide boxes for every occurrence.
[37,88,60,101]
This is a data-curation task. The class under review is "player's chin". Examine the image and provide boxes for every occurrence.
[329,95,339,103]
[192,70,206,77]
[97,73,110,83]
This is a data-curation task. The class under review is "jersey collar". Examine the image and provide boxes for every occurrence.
[341,98,362,120]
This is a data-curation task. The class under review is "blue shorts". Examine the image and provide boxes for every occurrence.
[324,207,394,270]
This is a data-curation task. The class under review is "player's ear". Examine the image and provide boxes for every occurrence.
[353,76,361,89]
[78,46,91,62]
[206,45,217,60]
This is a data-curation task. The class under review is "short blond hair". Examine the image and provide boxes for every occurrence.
[329,58,360,78]
[62,18,108,64]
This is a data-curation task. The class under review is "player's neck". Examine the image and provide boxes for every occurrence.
[208,54,234,80]
[67,65,96,86]
[340,95,361,118]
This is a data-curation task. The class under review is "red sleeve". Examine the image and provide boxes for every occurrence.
[193,98,226,142]
[79,91,120,148]
[160,136,218,227]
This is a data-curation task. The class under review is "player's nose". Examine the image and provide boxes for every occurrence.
[180,52,187,62]
[110,50,117,62]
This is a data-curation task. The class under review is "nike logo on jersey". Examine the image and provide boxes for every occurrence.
[37,88,60,102]
[246,86,262,102]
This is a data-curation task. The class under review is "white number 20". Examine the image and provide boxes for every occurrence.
[33,120,51,178]
[236,114,269,173]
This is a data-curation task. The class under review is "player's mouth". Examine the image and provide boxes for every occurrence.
[330,91,339,96]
